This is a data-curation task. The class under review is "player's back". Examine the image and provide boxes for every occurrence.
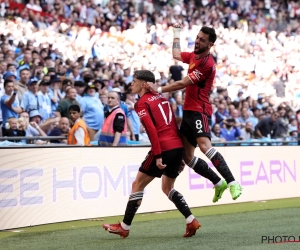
[135,92,182,152]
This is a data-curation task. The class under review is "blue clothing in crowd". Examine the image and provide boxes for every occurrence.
[20,91,39,112]
[0,94,19,124]
[37,92,52,120]
[48,88,61,112]
[220,127,241,141]
[81,95,104,130]
[128,109,140,135]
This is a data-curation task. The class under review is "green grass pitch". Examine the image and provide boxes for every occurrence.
[0,198,299,250]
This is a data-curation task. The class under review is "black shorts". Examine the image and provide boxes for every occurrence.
[180,110,211,147]
[139,148,184,178]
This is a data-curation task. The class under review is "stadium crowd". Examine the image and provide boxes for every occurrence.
[0,0,300,145]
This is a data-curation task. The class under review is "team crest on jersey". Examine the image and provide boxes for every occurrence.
[189,62,195,70]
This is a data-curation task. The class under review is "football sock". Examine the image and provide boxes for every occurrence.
[187,156,221,185]
[186,214,195,224]
[123,191,143,226]
[214,179,223,187]
[121,222,130,230]
[228,181,238,186]
[205,148,235,184]
[168,189,192,218]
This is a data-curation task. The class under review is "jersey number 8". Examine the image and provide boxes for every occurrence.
[195,120,203,133]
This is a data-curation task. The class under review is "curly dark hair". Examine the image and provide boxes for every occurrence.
[200,26,217,43]
[133,70,155,83]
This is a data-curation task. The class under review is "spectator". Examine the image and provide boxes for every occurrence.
[48,117,70,143]
[240,121,254,140]
[81,84,104,140]
[20,78,40,113]
[37,80,52,120]
[67,104,90,146]
[237,107,258,129]
[48,75,63,113]
[254,112,280,139]
[60,79,73,98]
[3,71,17,82]
[74,80,86,104]
[0,79,22,134]
[211,123,225,142]
[215,103,229,124]
[139,124,150,143]
[125,89,140,141]
[220,118,242,141]
[277,107,289,138]
[3,117,25,142]
[16,68,30,102]
[19,110,46,137]
[99,91,127,146]
[169,60,184,81]
[100,91,109,111]
[55,87,80,119]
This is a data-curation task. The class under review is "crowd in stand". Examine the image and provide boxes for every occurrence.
[0,0,300,145]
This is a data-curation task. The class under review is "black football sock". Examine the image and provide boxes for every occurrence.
[123,191,143,226]
[187,156,221,185]
[205,148,235,184]
[168,189,192,218]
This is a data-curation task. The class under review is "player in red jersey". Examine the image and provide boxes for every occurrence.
[103,70,200,238]
[146,24,242,203]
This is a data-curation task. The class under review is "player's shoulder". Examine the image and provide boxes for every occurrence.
[196,53,215,71]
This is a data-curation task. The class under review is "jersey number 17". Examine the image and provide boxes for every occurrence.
[158,101,172,125]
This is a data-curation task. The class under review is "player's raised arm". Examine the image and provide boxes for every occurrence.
[172,23,183,61]
[146,75,193,94]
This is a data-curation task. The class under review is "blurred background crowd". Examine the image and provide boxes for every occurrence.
[0,0,299,145]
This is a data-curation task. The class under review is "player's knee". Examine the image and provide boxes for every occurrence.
[131,180,140,192]
[132,180,145,192]
[183,152,193,164]
[198,140,211,153]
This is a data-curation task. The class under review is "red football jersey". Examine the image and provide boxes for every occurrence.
[181,52,216,116]
[135,92,183,157]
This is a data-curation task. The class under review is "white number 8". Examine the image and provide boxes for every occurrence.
[195,120,203,133]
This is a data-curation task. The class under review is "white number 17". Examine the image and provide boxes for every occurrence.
[158,101,172,125]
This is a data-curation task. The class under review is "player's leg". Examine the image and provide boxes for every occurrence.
[162,175,201,237]
[184,111,239,201]
[162,148,200,237]
[180,113,225,202]
[196,136,242,200]
[181,134,222,186]
[123,171,154,227]
[103,151,156,238]
[103,171,154,238]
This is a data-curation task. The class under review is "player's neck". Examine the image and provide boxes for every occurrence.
[138,89,149,97]
[195,50,210,60]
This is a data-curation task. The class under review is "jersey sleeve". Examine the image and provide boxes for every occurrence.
[135,101,162,158]
[113,113,125,133]
[180,52,191,64]
[188,62,216,85]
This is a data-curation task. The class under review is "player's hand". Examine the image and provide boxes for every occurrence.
[173,23,183,39]
[156,158,167,170]
[178,159,185,174]
[145,82,158,93]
